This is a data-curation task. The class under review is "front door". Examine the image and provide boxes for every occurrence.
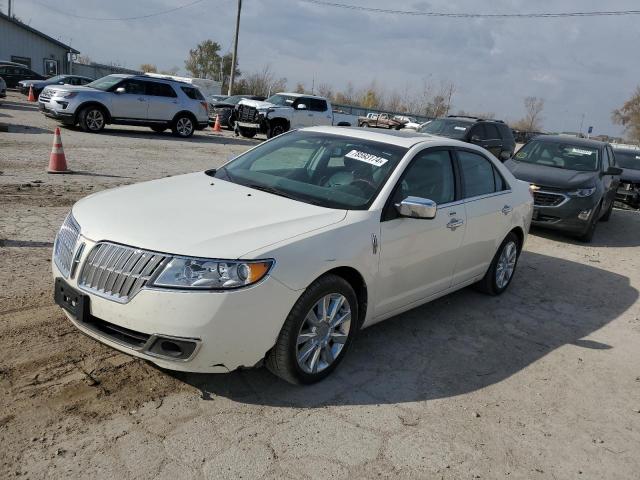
[110,79,149,120]
[452,149,514,284]
[291,97,314,128]
[376,149,465,317]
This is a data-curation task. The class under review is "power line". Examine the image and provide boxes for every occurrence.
[298,0,640,19]
[31,0,208,21]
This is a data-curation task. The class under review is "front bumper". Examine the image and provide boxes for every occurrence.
[53,236,300,373]
[616,183,640,208]
[531,195,599,234]
[39,100,75,124]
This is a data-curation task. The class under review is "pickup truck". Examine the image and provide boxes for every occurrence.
[234,93,357,138]
[358,112,405,130]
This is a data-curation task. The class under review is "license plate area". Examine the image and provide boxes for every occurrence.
[54,278,89,323]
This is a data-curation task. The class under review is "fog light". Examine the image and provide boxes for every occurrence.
[578,209,592,221]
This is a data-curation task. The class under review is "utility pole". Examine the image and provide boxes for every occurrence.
[8,0,13,17]
[579,113,585,137]
[227,0,241,96]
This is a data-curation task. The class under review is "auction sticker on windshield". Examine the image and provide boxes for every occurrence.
[345,150,389,167]
[569,148,595,155]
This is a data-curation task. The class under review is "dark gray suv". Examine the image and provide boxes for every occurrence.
[505,136,622,242]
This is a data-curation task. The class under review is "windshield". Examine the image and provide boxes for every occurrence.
[418,119,471,139]
[86,75,124,91]
[45,75,66,83]
[614,150,640,170]
[514,140,600,172]
[225,95,249,105]
[265,94,297,106]
[215,131,408,209]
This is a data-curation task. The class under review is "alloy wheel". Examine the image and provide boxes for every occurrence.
[495,241,517,289]
[296,293,351,374]
[86,110,104,131]
[176,117,193,137]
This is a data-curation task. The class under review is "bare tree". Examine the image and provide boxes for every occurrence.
[516,96,545,131]
[159,66,180,76]
[235,65,286,96]
[139,63,157,73]
[612,86,640,143]
[294,82,306,94]
[316,83,333,100]
[75,55,92,65]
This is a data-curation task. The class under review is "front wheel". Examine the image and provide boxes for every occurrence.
[171,115,195,138]
[266,274,358,384]
[475,233,520,295]
[78,106,106,133]
[600,198,614,222]
[577,202,601,242]
[237,126,256,138]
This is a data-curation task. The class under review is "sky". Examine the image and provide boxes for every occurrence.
[7,0,640,136]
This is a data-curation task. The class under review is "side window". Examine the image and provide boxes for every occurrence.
[180,86,204,100]
[484,124,500,140]
[80,78,92,85]
[469,124,486,140]
[493,167,509,191]
[310,99,328,112]
[458,150,497,198]
[0,67,6,75]
[608,146,616,166]
[392,150,455,206]
[147,82,177,98]
[120,80,146,95]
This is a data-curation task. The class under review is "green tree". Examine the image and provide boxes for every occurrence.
[612,86,640,143]
[184,40,240,91]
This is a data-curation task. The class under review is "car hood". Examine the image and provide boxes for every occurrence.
[18,79,38,87]
[620,168,640,183]
[505,159,599,189]
[239,99,289,110]
[44,84,100,94]
[72,172,347,259]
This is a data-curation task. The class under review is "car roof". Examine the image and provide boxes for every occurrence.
[611,143,640,152]
[530,135,608,148]
[303,126,473,149]
[275,92,327,100]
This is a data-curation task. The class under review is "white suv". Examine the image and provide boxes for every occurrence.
[38,74,210,137]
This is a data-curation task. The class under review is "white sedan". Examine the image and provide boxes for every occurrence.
[52,127,533,384]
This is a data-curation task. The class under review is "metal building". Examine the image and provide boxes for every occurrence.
[0,12,79,76]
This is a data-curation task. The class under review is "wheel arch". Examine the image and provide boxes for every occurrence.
[317,266,368,327]
[172,110,197,124]
[74,101,111,124]
[268,116,290,130]
[509,226,525,252]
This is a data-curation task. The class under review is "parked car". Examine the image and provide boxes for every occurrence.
[235,93,357,139]
[612,144,640,209]
[210,94,265,129]
[0,76,6,99]
[0,64,45,88]
[358,112,405,129]
[52,126,533,384]
[38,74,210,138]
[418,116,516,161]
[19,75,94,98]
[505,136,621,242]
[208,94,228,103]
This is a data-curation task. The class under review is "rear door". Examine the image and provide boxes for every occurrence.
[452,148,514,285]
[109,79,149,120]
[376,148,465,316]
[146,81,179,121]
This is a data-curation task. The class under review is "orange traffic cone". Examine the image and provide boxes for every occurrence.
[212,114,222,133]
[47,128,70,174]
[27,85,36,102]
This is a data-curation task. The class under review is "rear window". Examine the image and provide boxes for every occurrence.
[498,124,514,140]
[147,82,177,98]
[181,86,205,100]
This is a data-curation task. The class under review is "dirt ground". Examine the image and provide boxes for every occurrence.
[1,91,639,479]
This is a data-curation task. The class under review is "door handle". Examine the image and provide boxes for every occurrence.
[501,205,513,215]
[447,218,464,231]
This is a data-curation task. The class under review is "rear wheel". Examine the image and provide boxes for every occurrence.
[475,232,520,295]
[266,274,358,384]
[172,114,195,138]
[267,122,287,139]
[78,106,106,133]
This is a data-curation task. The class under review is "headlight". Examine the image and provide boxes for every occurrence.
[60,92,77,99]
[568,187,596,198]
[151,257,273,290]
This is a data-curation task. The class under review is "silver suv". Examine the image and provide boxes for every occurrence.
[38,74,209,137]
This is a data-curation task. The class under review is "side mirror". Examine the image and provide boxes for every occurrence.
[499,151,511,161]
[115,87,126,94]
[470,135,482,143]
[296,103,308,110]
[395,196,437,219]
[605,166,623,176]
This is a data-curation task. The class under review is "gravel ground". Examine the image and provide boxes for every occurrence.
[1,91,640,479]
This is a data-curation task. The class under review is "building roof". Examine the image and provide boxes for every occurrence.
[0,12,80,54]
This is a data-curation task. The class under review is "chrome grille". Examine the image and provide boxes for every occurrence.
[237,104,259,123]
[39,89,52,101]
[53,213,81,278]
[78,243,169,303]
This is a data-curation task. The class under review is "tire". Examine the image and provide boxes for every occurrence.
[475,232,520,296]
[266,274,359,385]
[267,122,287,139]
[361,123,369,128]
[227,116,236,131]
[171,114,195,138]
[78,106,106,133]
[577,202,602,242]
[150,126,166,133]
[237,126,256,138]
[600,198,614,222]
